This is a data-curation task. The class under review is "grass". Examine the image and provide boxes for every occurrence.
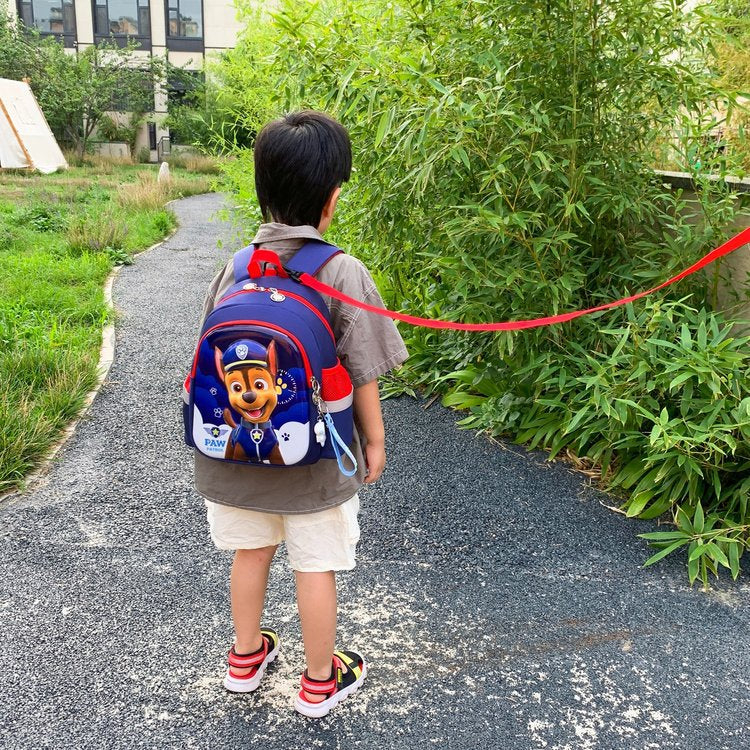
[0,160,214,494]
[165,153,225,174]
[116,171,215,211]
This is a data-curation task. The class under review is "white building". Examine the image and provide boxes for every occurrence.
[7,0,243,159]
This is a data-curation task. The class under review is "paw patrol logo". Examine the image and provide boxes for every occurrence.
[202,423,229,451]
[235,344,249,360]
[274,369,298,405]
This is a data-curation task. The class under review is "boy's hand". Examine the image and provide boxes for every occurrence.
[353,379,386,484]
[363,440,386,484]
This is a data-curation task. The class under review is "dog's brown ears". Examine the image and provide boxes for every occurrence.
[267,340,277,377]
[214,347,225,383]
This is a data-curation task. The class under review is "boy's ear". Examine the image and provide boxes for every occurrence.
[317,187,341,232]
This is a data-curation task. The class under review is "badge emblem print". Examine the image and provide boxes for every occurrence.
[251,429,263,444]
[236,344,248,360]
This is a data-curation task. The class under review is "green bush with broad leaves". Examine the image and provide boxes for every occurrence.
[217,0,750,585]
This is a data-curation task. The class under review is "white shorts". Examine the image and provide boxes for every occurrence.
[205,494,360,573]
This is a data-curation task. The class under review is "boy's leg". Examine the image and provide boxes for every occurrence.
[295,570,337,702]
[230,545,277,674]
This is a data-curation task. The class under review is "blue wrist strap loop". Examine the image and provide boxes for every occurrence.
[323,413,358,477]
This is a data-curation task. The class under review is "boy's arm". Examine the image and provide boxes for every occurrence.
[353,380,385,484]
[199,262,235,328]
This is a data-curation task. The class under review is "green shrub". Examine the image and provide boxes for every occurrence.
[165,153,223,174]
[152,210,173,235]
[0,161,211,494]
[164,73,257,154]
[221,0,749,583]
[16,203,66,233]
[0,226,15,251]
[67,208,130,254]
[97,113,145,159]
[437,300,750,584]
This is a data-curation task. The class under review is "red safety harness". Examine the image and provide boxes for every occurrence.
[280,226,750,331]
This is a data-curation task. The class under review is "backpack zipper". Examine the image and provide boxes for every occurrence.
[217,286,335,340]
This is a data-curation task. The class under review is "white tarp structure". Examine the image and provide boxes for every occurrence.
[0,78,67,174]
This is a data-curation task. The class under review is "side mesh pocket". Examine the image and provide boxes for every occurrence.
[320,360,354,460]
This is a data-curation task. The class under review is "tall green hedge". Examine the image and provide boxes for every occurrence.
[217,0,750,586]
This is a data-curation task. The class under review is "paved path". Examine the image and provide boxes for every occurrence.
[1,193,748,750]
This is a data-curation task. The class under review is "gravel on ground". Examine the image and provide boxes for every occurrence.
[1,193,748,750]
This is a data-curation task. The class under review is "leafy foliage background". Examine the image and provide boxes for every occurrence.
[213,0,750,585]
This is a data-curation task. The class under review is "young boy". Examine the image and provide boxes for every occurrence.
[194,110,408,717]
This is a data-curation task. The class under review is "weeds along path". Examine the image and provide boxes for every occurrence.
[0,164,212,495]
[0,193,748,749]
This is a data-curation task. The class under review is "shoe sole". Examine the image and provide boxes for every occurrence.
[293,660,367,718]
[223,643,280,693]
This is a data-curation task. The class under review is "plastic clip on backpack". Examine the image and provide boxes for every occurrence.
[183,241,357,477]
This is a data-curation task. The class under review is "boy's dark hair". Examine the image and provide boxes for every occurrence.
[254,111,352,227]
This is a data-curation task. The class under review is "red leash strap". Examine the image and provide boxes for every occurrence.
[288,226,750,331]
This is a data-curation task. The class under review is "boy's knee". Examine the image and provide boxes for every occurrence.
[235,545,278,563]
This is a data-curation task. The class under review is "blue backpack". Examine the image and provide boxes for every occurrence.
[183,241,357,476]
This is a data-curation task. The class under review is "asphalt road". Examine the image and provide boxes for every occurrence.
[1,193,748,750]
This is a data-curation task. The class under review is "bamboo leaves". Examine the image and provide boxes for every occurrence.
[221,0,750,584]
[640,501,748,587]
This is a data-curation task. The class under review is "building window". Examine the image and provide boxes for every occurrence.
[94,0,150,38]
[110,70,154,112]
[166,71,203,145]
[167,70,203,106]
[17,0,76,44]
[167,0,202,38]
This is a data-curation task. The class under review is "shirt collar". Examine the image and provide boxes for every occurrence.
[251,223,330,245]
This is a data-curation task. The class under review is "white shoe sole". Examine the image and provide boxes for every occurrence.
[293,660,367,718]
[223,643,280,693]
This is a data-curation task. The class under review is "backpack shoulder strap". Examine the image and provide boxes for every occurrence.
[233,244,255,283]
[285,240,343,277]
[233,240,342,283]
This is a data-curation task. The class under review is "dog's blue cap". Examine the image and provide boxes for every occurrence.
[222,339,269,372]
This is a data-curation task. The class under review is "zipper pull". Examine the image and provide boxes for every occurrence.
[310,376,328,414]
[310,377,327,446]
[314,418,326,446]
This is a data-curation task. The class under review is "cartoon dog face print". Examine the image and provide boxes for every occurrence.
[215,339,278,424]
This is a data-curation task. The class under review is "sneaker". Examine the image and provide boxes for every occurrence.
[223,627,280,693]
[294,650,367,718]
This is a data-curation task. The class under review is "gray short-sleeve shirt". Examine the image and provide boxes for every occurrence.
[193,223,408,513]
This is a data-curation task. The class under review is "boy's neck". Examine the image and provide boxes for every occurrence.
[265,219,327,236]
[267,186,339,235]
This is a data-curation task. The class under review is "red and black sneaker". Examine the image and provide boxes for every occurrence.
[223,627,280,693]
[294,650,367,718]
